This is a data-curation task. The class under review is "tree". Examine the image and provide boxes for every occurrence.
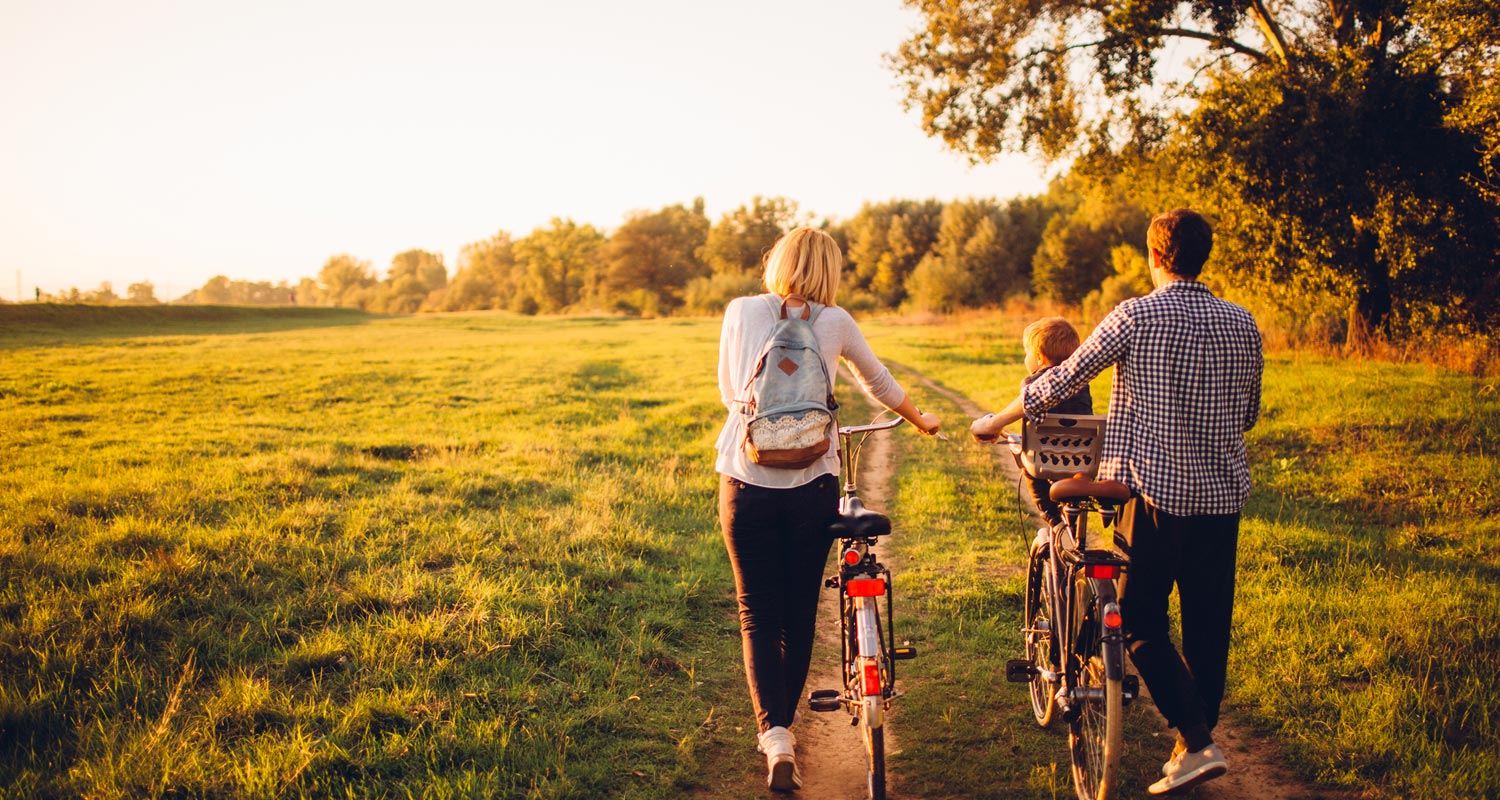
[317,255,377,309]
[196,276,233,305]
[294,278,321,306]
[605,200,710,314]
[1031,180,1149,305]
[126,282,158,305]
[445,231,518,311]
[891,0,1500,336]
[1082,244,1153,322]
[845,199,944,307]
[513,219,606,313]
[701,196,804,275]
[905,197,1048,310]
[86,282,118,304]
[376,249,447,314]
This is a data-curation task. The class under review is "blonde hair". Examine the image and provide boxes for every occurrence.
[1023,317,1082,365]
[762,227,841,306]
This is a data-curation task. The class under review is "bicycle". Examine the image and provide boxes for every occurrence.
[807,415,918,800]
[985,414,1138,800]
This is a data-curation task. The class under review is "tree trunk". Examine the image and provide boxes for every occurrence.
[1346,231,1391,350]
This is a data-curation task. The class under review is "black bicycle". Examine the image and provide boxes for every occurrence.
[990,414,1138,800]
[808,415,917,800]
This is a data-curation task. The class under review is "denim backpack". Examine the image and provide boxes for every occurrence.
[736,294,839,468]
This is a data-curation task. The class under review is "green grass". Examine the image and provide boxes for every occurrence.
[4,305,1495,799]
[0,308,744,799]
[861,313,1500,800]
[0,303,373,345]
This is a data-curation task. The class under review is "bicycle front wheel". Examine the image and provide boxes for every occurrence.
[1024,547,1056,727]
[1068,581,1123,800]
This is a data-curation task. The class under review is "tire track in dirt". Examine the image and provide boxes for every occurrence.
[889,362,1360,800]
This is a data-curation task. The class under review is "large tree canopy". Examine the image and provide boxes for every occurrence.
[892,0,1500,336]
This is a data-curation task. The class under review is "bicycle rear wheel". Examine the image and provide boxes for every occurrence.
[1068,580,1123,800]
[1024,548,1056,726]
[862,708,886,800]
[852,599,888,800]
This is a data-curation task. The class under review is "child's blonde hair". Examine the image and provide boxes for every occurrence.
[763,227,841,306]
[1023,317,1082,365]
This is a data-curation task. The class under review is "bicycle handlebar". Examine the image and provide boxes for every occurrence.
[839,417,906,436]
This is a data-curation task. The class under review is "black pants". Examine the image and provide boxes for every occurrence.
[1118,499,1240,752]
[719,473,839,733]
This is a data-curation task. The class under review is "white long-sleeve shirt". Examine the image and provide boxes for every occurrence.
[715,293,908,488]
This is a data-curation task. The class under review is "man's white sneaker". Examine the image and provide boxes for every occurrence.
[1148,743,1226,794]
[756,726,801,791]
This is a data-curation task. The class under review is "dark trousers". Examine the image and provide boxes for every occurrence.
[1025,474,1066,528]
[719,473,839,733]
[1118,499,1240,752]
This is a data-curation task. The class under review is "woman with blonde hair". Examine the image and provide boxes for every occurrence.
[715,226,940,790]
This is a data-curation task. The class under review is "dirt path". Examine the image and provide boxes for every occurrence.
[893,363,1361,800]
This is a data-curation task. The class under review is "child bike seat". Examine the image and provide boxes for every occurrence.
[829,496,891,539]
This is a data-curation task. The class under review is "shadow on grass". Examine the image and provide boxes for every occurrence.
[0,304,378,348]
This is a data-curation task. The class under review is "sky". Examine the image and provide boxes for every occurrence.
[0,0,1050,300]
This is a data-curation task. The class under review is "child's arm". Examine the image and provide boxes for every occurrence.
[970,394,1026,441]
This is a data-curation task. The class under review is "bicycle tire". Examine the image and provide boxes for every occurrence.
[1067,578,1123,800]
[863,718,886,800]
[1024,548,1056,727]
[852,598,888,800]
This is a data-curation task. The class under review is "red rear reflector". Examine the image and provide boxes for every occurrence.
[862,661,881,694]
[1104,610,1123,629]
[842,549,860,566]
[845,578,886,597]
[1087,564,1120,580]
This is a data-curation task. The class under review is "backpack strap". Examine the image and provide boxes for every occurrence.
[780,293,812,321]
[732,296,788,413]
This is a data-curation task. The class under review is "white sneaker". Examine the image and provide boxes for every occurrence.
[1148,743,1227,794]
[756,726,801,791]
[1162,737,1189,775]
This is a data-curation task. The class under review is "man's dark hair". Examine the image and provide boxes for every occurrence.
[1147,208,1213,278]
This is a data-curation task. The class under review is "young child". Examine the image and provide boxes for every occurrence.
[1019,317,1093,529]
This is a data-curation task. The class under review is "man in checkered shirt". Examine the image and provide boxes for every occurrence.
[971,208,1263,794]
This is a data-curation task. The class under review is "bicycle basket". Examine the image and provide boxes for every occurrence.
[1020,414,1107,481]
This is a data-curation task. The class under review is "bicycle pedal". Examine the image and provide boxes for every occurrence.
[1005,659,1037,683]
[807,689,843,712]
[892,646,917,660]
[1123,674,1140,705]
[823,576,839,589]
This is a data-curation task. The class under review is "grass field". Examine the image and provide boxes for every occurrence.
[0,307,742,799]
[2,305,1496,799]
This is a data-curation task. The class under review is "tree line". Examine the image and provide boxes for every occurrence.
[106,185,1153,323]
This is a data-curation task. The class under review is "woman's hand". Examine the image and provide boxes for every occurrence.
[916,411,941,436]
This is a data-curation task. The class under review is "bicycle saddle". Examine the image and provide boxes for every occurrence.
[828,496,891,538]
[1049,475,1132,504]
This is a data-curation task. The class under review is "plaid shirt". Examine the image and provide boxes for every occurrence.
[1022,281,1263,516]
